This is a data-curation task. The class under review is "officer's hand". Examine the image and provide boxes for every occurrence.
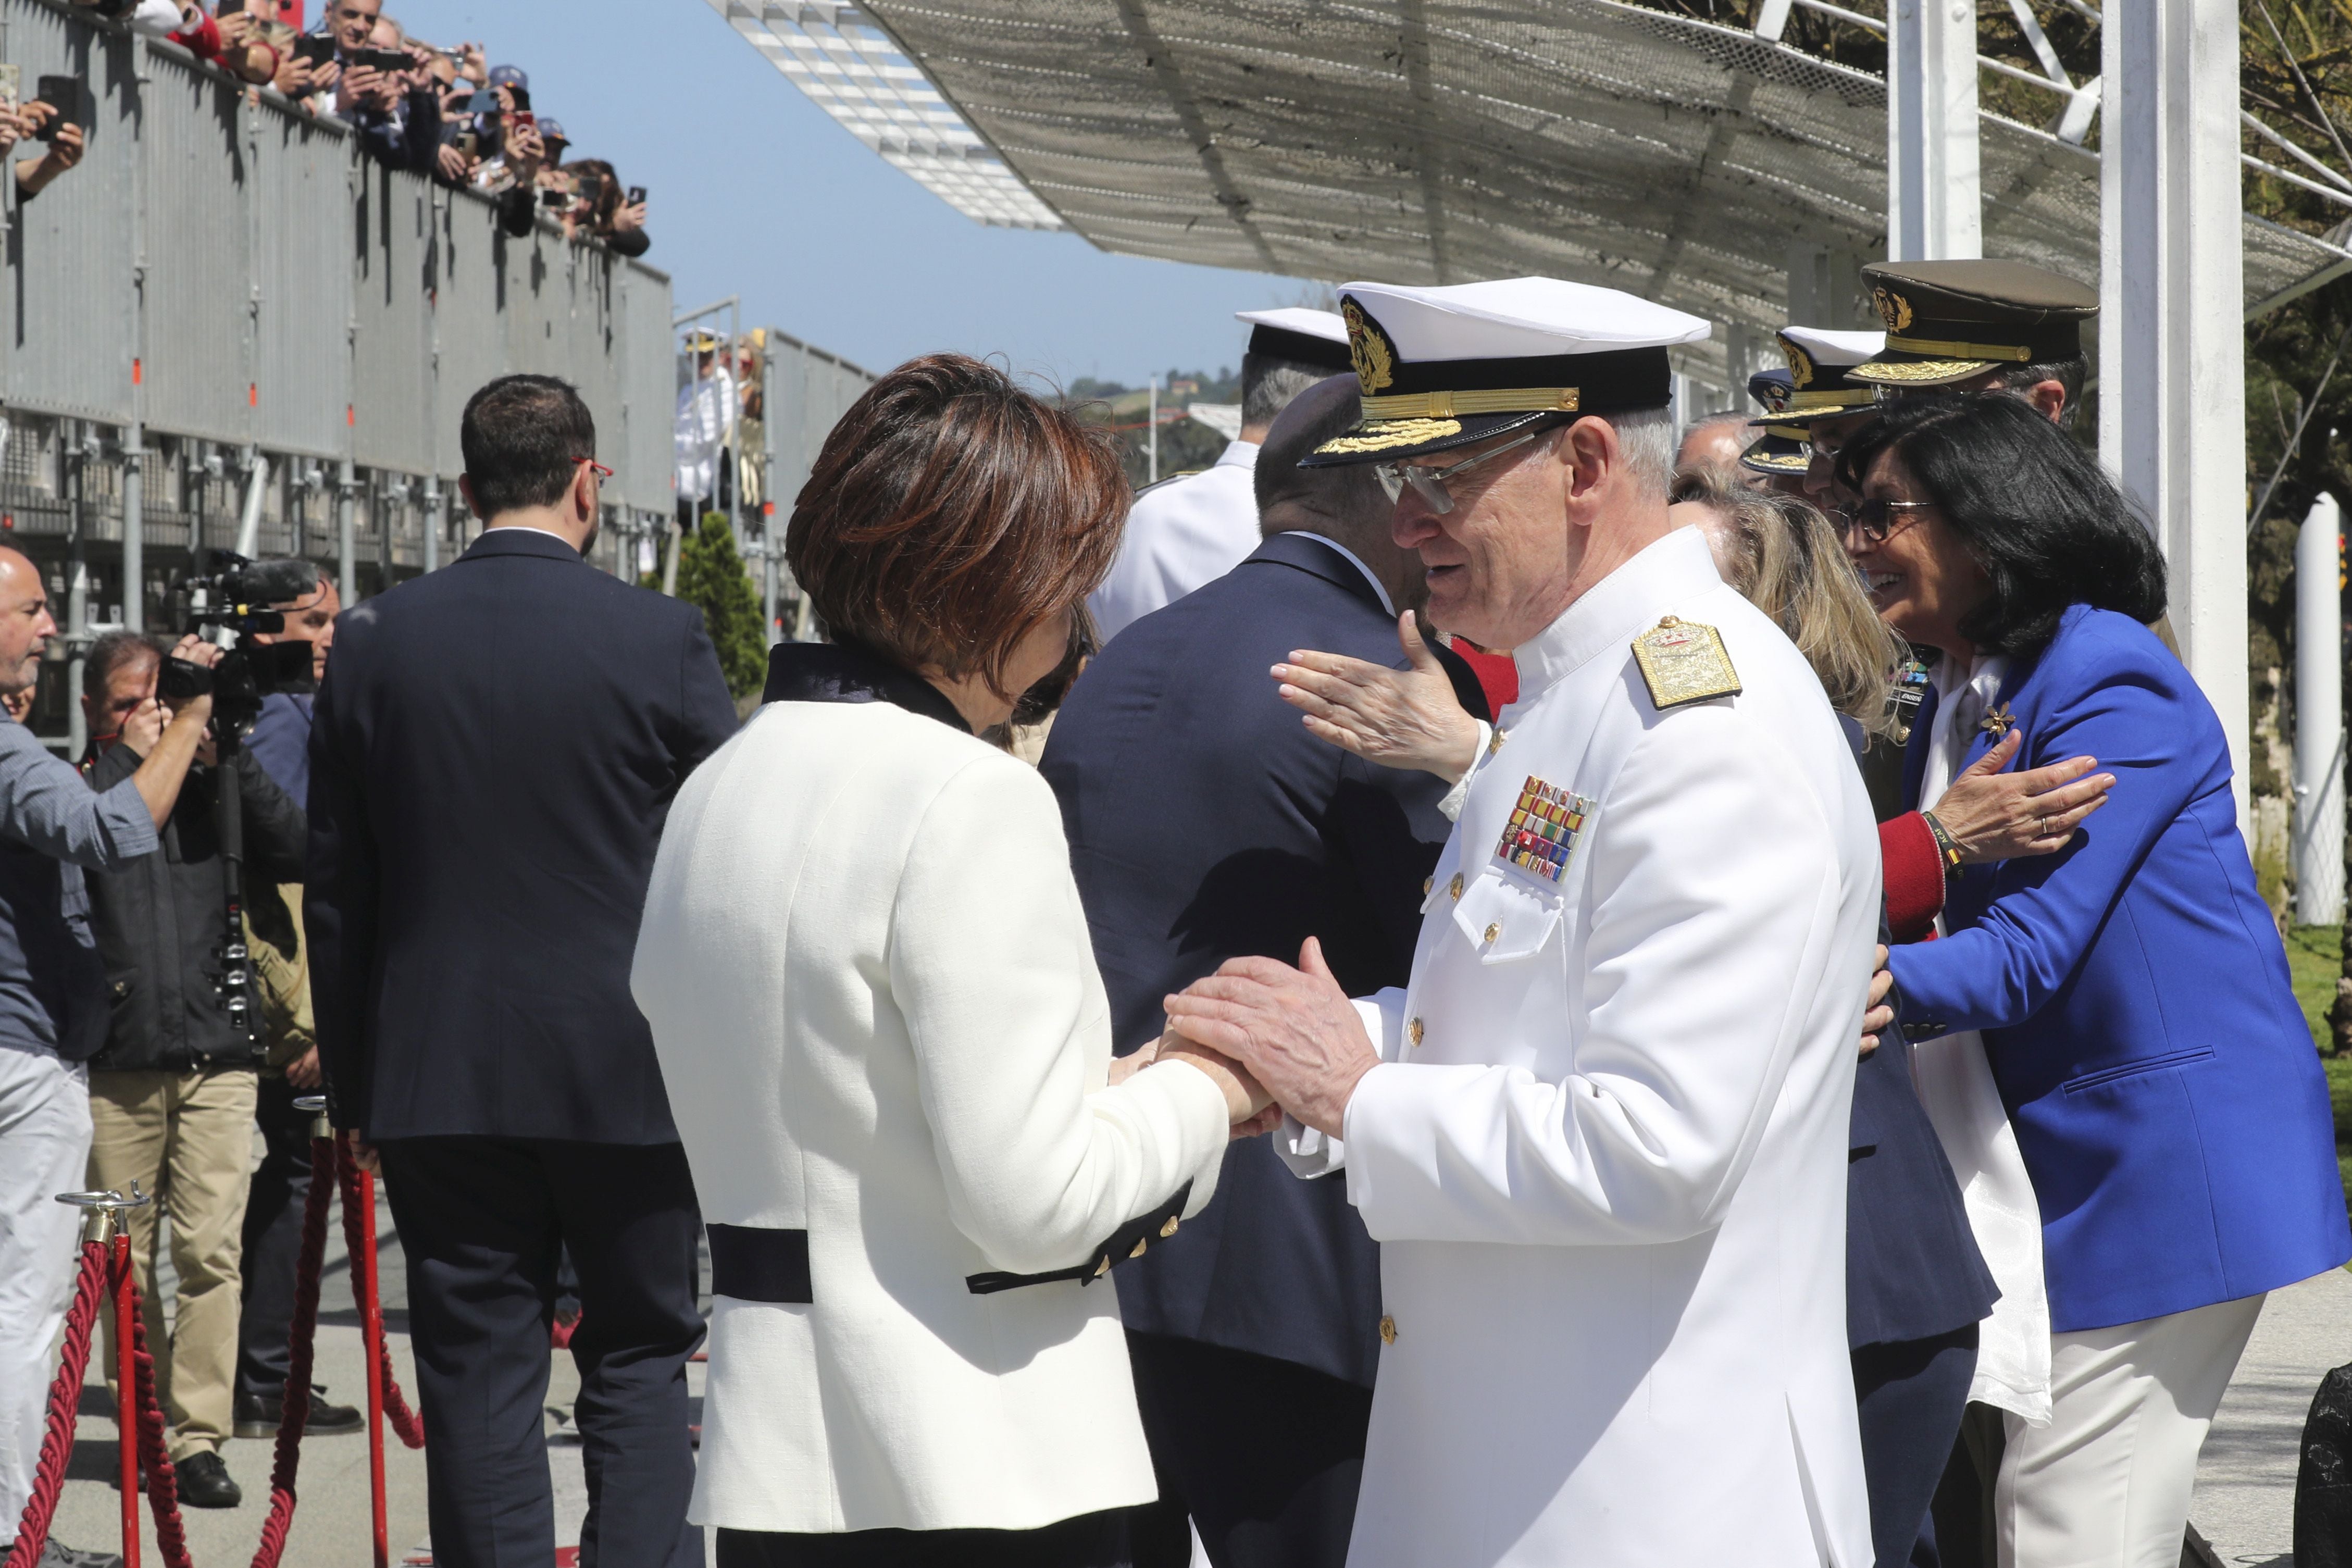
[1860,945,1893,1060]
[1163,937,1375,1137]
[1931,730,2112,864]
[343,1129,380,1175]
[285,1047,322,1090]
[1272,613,1484,783]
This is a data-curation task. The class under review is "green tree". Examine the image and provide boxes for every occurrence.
[676,512,768,699]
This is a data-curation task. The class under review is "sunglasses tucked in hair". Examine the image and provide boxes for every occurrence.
[1833,392,2165,657]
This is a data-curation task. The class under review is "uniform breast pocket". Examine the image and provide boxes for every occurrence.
[1451,868,1564,964]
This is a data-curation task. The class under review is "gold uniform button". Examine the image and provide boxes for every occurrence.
[1378,1315,1397,1345]
[1159,1216,1180,1239]
[1448,873,1464,901]
[1407,1017,1424,1048]
[1483,923,1501,943]
[1130,1238,1149,1259]
[1422,876,1433,895]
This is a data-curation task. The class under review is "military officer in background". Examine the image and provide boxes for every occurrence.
[1847,259,2097,426]
[1164,278,1883,1568]
[1732,360,1807,487]
[1089,308,1352,642]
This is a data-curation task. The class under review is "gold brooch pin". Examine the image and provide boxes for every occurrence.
[1979,704,2015,739]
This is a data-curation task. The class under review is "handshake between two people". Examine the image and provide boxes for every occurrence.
[1109,937,1383,1142]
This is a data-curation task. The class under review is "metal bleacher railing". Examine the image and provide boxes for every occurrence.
[0,0,677,751]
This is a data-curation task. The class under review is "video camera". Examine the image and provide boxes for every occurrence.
[155,551,320,735]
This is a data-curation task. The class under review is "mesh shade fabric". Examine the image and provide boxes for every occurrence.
[713,0,2352,377]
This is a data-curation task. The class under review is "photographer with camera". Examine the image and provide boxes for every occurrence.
[9,96,85,202]
[226,565,365,1443]
[0,550,211,1568]
[78,619,308,1511]
[302,0,439,172]
[554,158,649,258]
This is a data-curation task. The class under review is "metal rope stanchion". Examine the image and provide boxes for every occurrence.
[53,1187,154,1568]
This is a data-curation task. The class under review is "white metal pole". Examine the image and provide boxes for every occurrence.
[1887,0,1983,261]
[2099,0,2250,824]
[2297,494,2345,925]
[1148,376,1159,484]
[233,452,269,559]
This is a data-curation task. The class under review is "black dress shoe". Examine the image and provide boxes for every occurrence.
[233,1387,364,1439]
[175,1450,241,1509]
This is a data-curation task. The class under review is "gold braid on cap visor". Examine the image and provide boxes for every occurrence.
[1789,388,1877,412]
[1314,418,1465,455]
[1358,387,1581,418]
[1884,334,2035,362]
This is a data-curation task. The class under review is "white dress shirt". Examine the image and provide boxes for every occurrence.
[1909,654,2052,1425]
[1089,441,1260,642]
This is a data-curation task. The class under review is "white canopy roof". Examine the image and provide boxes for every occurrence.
[708,0,2351,381]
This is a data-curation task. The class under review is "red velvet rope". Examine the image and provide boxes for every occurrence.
[334,1147,424,1450]
[125,1278,194,1568]
[11,1142,426,1568]
[247,1136,338,1568]
[4,1240,109,1568]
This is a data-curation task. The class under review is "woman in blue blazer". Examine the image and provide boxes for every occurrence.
[1839,393,2349,1567]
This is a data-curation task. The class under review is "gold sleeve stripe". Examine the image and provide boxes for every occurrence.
[1359,387,1581,418]
[1884,334,2035,363]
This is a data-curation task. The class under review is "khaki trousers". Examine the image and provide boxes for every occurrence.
[86,1067,258,1461]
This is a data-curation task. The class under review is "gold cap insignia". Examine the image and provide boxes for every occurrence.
[1784,341,1815,390]
[1632,616,1742,711]
[1872,288,1914,334]
[1342,298,1397,394]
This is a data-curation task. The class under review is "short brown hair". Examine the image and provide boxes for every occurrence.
[787,354,1127,697]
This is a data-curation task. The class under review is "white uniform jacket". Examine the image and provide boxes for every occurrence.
[1088,440,1260,642]
[1287,527,1879,1568]
[631,694,1234,1535]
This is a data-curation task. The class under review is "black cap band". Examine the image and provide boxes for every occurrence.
[1246,324,1354,374]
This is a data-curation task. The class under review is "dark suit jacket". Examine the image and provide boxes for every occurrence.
[1848,939,1998,1348]
[1040,531,1487,1389]
[306,528,739,1143]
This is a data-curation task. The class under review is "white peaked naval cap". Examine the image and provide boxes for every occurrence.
[1234,306,1349,345]
[1780,325,1886,368]
[1305,277,1710,465]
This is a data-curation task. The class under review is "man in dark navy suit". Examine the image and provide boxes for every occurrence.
[1040,375,1488,1568]
[307,375,738,1568]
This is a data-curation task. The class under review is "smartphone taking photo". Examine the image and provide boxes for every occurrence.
[33,76,83,144]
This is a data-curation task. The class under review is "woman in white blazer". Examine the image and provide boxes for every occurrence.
[630,353,1267,1568]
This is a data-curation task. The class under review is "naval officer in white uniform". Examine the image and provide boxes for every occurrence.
[1165,279,1882,1568]
[1089,308,1353,642]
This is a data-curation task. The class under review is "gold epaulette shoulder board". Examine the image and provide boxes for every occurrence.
[1132,469,1208,498]
[1631,616,1742,711]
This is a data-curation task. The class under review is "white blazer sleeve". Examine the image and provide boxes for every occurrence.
[1340,706,1852,1247]
[888,755,1233,1278]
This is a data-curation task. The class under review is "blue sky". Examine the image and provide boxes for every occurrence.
[381,0,1323,387]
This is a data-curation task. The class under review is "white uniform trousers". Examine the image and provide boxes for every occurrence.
[1998,1293,2264,1568]
[0,1043,95,1525]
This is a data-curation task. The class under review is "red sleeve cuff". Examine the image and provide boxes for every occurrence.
[1881,811,1946,944]
[171,16,222,58]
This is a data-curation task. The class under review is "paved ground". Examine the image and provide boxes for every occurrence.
[39,1194,2346,1567]
[41,1181,711,1568]
[2191,1267,2352,1567]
